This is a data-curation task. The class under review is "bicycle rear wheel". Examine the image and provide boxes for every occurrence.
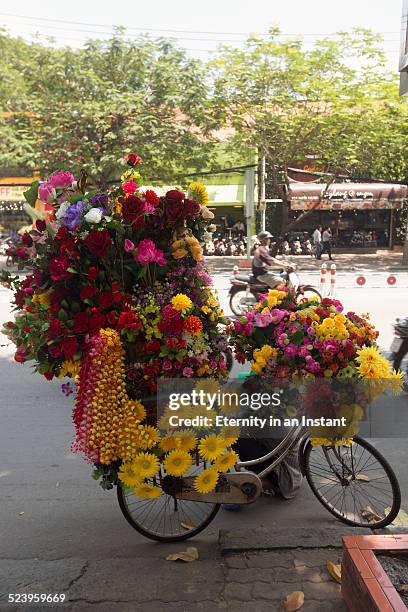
[117,462,220,542]
[303,436,401,529]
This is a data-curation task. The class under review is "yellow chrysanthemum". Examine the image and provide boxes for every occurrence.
[133,482,161,499]
[136,425,161,449]
[58,359,81,379]
[171,293,193,313]
[164,449,193,476]
[198,435,226,461]
[118,462,142,487]
[131,400,146,422]
[213,450,239,472]
[194,468,219,493]
[131,452,160,479]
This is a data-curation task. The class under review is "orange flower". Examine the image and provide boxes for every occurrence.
[184,315,203,335]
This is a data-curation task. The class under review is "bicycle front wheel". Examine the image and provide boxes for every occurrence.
[117,464,220,542]
[303,436,401,529]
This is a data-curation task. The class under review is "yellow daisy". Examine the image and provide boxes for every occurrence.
[194,468,219,493]
[131,452,160,479]
[58,359,81,379]
[176,429,198,452]
[198,435,226,461]
[118,462,142,487]
[213,450,239,472]
[164,449,192,476]
[160,435,181,453]
[188,182,209,206]
[130,399,146,422]
[171,293,193,314]
[220,425,240,446]
[133,482,161,499]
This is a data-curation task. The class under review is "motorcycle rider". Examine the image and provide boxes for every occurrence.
[252,231,292,288]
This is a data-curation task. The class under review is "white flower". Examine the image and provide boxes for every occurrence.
[55,202,70,219]
[84,208,103,224]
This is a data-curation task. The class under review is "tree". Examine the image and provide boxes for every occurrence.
[0,31,219,186]
[210,28,408,243]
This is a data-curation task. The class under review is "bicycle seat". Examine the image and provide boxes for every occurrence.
[234,274,250,282]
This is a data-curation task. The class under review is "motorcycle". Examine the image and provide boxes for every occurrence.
[291,238,302,256]
[281,240,291,256]
[229,266,321,316]
[391,316,408,379]
[302,239,313,256]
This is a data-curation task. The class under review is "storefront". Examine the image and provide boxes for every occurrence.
[0,178,33,235]
[287,182,408,248]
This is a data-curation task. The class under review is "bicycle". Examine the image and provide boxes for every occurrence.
[117,424,401,542]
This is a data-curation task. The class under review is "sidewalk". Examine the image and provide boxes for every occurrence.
[206,251,407,274]
[1,527,374,611]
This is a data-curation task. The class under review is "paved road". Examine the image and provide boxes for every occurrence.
[0,275,407,608]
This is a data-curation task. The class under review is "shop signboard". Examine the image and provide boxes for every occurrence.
[288,183,408,211]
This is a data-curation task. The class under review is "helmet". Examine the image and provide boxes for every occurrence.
[257,231,272,241]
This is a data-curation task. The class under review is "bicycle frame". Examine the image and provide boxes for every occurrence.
[236,425,305,479]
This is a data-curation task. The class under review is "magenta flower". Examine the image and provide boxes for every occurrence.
[182,367,194,377]
[38,182,56,203]
[48,171,74,189]
[123,181,139,195]
[135,239,167,266]
[255,311,273,327]
[124,239,135,253]
[162,358,173,372]
[270,309,288,324]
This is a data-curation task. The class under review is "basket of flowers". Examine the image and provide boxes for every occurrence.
[229,286,404,445]
[1,154,235,521]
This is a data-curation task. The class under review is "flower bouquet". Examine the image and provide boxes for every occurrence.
[229,286,404,445]
[1,154,233,496]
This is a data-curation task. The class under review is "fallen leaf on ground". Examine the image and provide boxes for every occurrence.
[181,519,197,530]
[283,590,304,611]
[400,585,408,593]
[326,560,342,583]
[165,547,199,562]
[355,474,370,482]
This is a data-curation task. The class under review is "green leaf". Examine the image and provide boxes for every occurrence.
[23,181,40,207]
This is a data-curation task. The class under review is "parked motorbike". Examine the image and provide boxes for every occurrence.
[391,316,408,379]
[281,240,291,256]
[229,266,321,316]
[302,239,313,256]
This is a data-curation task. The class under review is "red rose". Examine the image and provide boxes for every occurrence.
[61,337,78,359]
[145,340,161,353]
[21,232,33,246]
[166,189,185,203]
[36,219,47,232]
[48,345,63,358]
[44,371,54,381]
[144,190,159,206]
[88,310,105,333]
[14,348,28,363]
[87,266,99,281]
[49,255,73,281]
[15,247,29,259]
[73,312,89,334]
[55,226,70,242]
[184,198,201,220]
[117,311,141,330]
[125,153,141,166]
[98,291,115,309]
[106,311,118,326]
[59,239,79,258]
[84,229,111,257]
[80,285,97,300]
[48,319,64,336]
[121,196,145,226]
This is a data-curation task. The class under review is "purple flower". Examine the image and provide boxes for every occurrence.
[63,200,86,231]
[89,193,109,206]
[61,382,74,396]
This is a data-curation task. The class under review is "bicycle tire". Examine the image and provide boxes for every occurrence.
[303,436,401,529]
[229,289,257,316]
[117,484,220,542]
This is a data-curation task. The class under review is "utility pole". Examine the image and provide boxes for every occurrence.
[245,168,255,260]
[259,157,266,232]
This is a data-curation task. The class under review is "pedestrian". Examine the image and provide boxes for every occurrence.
[312,225,323,259]
[322,226,333,260]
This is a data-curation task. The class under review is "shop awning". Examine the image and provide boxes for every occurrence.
[288,182,408,211]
